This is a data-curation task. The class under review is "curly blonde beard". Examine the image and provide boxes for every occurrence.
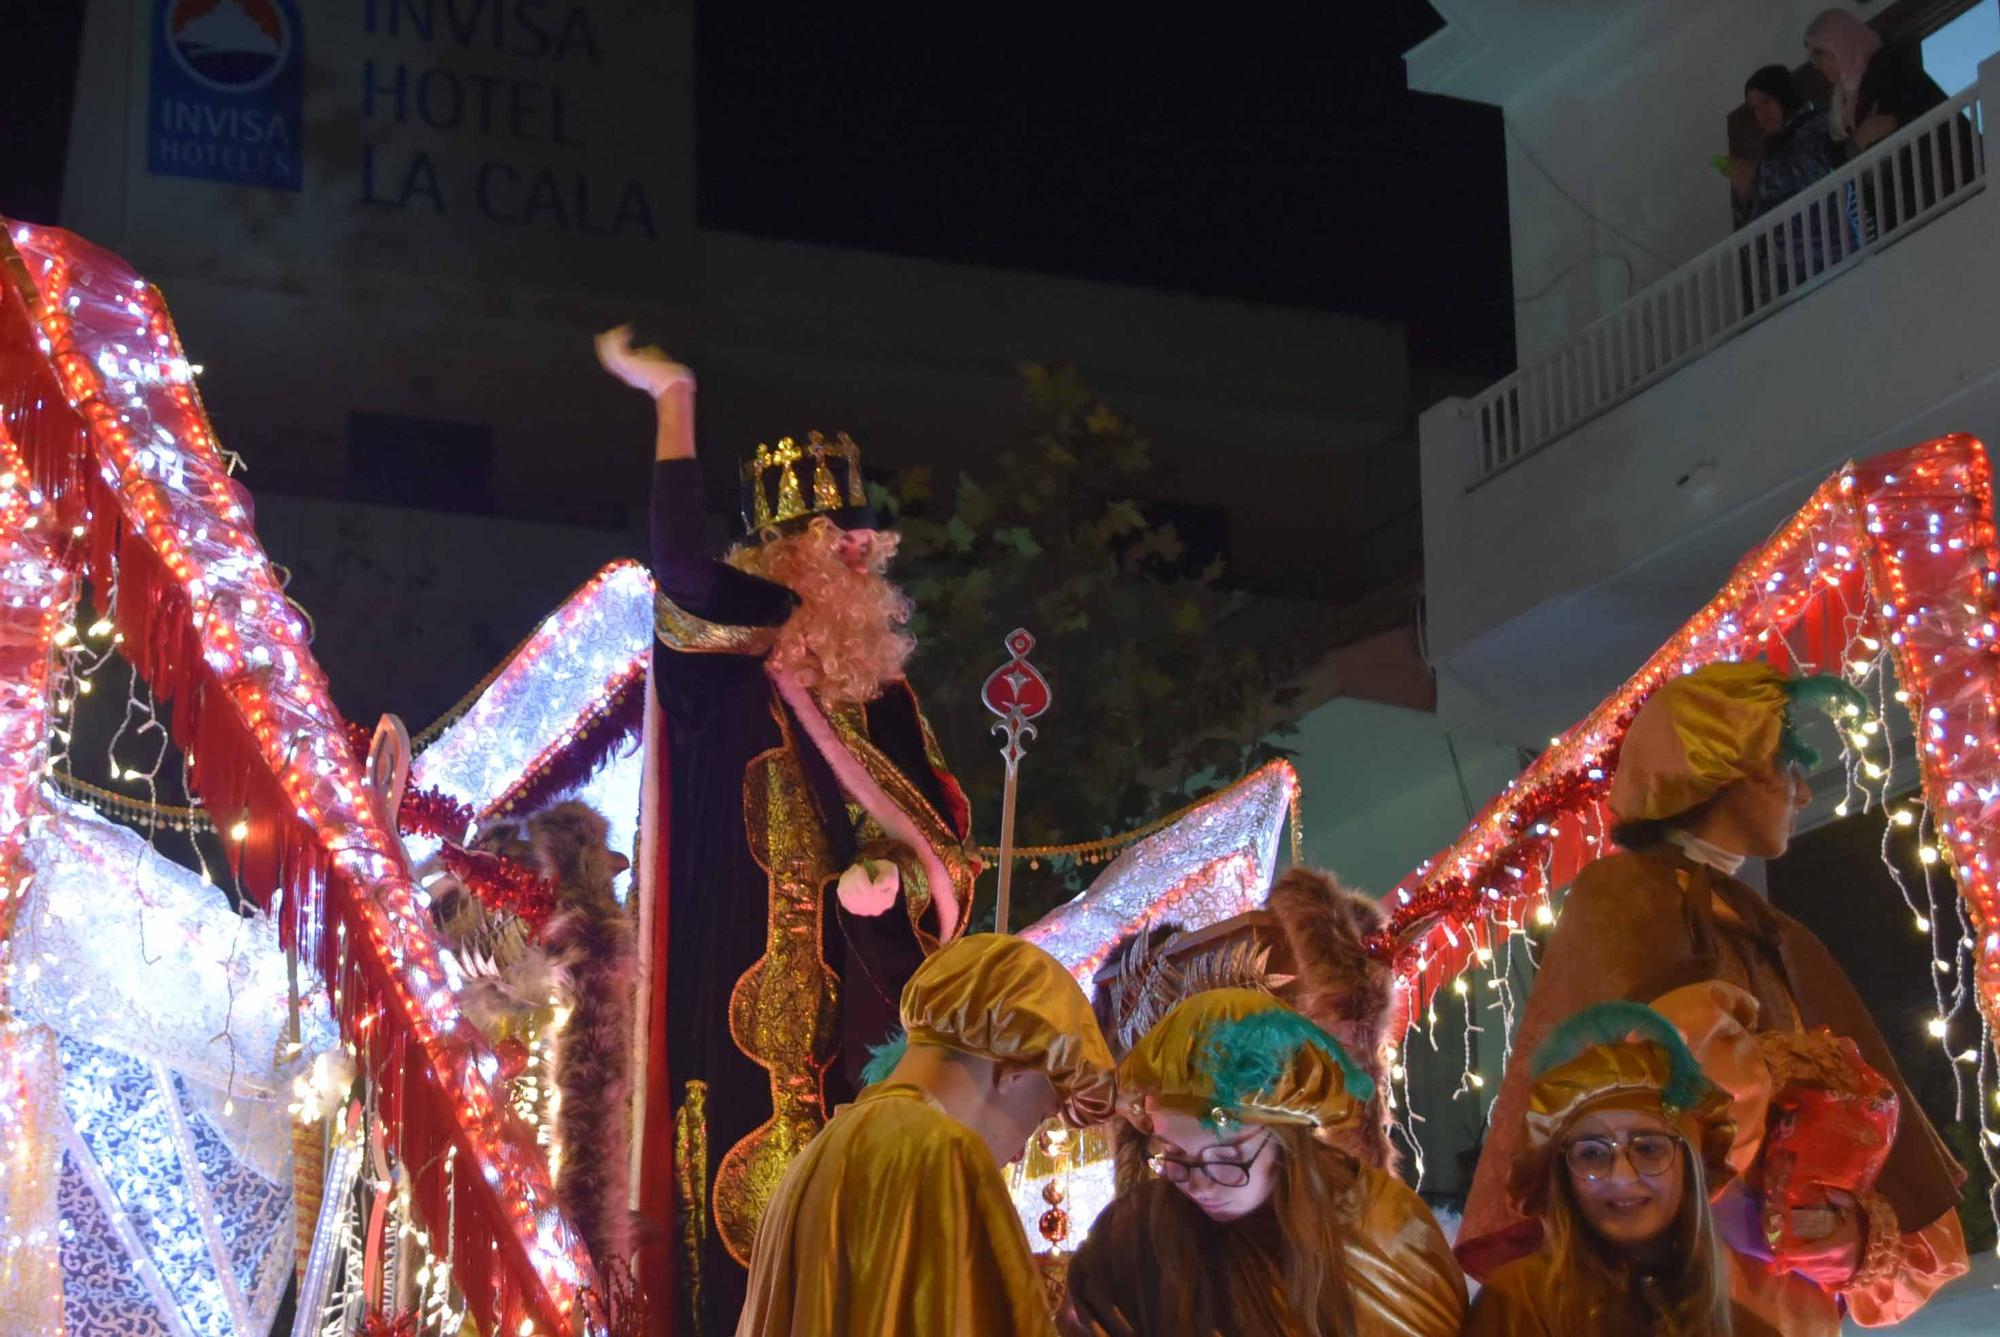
[727,519,915,705]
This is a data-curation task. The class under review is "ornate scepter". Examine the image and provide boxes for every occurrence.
[981,628,1051,934]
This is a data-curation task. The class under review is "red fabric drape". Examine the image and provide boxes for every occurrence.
[637,690,677,1334]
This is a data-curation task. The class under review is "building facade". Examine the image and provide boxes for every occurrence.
[61,0,1425,727]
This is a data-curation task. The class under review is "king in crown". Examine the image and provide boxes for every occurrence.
[595,327,977,1333]
[741,431,871,534]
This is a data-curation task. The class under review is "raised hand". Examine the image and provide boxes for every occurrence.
[595,324,695,397]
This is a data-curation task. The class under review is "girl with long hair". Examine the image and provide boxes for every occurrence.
[1061,989,1465,1336]
[1465,1001,1744,1335]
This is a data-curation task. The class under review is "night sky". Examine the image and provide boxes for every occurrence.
[2,4,1512,372]
[695,6,1513,372]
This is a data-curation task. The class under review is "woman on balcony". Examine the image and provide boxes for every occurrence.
[1728,65,1844,295]
[1805,9,1967,235]
[1731,67,1841,224]
[1805,9,1945,158]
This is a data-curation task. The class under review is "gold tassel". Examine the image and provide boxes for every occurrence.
[675,1081,710,1333]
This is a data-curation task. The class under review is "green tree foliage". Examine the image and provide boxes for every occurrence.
[878,364,1296,928]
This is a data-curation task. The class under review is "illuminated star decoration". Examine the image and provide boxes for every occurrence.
[1019,759,1300,993]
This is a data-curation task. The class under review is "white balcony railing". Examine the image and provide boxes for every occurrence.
[1468,82,1987,486]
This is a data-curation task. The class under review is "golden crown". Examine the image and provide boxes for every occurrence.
[740,431,871,533]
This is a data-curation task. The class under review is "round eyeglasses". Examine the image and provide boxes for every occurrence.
[1563,1131,1680,1181]
[1148,1133,1274,1189]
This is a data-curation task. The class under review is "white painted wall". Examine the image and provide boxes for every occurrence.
[1281,696,1524,1193]
[1422,163,2000,694]
[1412,1,1842,361]
[1289,697,1520,895]
[1498,2,1836,362]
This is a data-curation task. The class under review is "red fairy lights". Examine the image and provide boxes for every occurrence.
[1372,437,2000,1086]
[0,221,592,1334]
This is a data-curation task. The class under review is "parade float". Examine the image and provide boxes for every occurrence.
[1,218,1994,1333]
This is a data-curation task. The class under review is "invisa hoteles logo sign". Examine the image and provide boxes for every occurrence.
[148,0,304,190]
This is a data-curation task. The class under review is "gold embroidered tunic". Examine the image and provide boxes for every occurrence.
[1464,1250,1791,1337]
[735,1083,1056,1337]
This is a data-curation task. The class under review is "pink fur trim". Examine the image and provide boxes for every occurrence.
[769,670,961,938]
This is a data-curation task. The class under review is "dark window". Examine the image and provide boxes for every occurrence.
[346,412,495,514]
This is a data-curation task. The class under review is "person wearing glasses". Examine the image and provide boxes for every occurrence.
[1457,663,1968,1331]
[1060,988,1465,1336]
[1463,1001,1743,1334]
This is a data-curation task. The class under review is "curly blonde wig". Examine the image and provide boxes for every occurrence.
[728,518,915,705]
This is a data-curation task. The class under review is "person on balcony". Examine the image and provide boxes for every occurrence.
[1727,65,1845,297]
[1457,662,1969,1330]
[1806,9,1969,236]
[1730,65,1841,224]
[1061,988,1466,1336]
[1805,10,1945,158]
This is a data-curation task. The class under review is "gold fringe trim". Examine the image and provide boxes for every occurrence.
[675,1080,710,1334]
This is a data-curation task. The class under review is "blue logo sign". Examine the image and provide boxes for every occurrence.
[147,0,304,190]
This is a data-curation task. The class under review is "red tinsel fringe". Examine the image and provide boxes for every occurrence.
[438,841,558,931]
[399,786,476,843]
[323,885,536,1333]
[342,720,476,844]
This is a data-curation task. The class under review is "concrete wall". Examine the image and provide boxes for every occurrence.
[1497,1,1832,362]
[62,1,694,302]
[61,1,1414,599]
[250,493,638,726]
[1284,696,1524,1194]
[1411,1,1838,362]
[1290,697,1520,896]
[1420,169,2000,742]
